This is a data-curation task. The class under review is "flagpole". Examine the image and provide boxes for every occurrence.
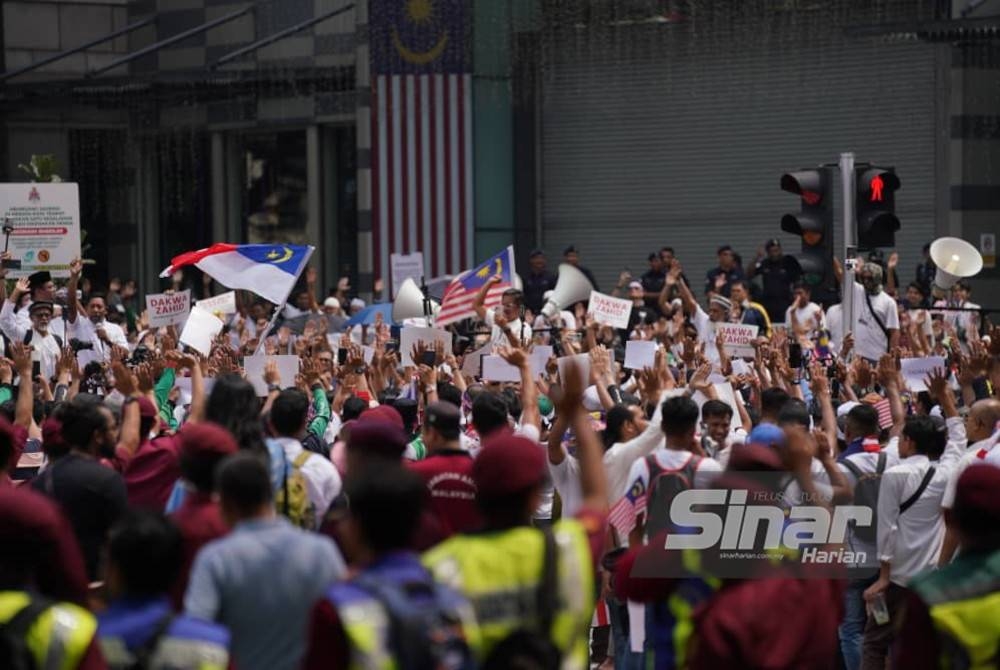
[253,246,315,356]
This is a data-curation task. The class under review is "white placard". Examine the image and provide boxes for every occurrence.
[178,305,224,357]
[529,345,554,377]
[557,354,591,385]
[195,291,237,317]
[0,182,81,278]
[900,356,947,392]
[713,323,759,359]
[391,252,426,297]
[586,291,632,329]
[481,355,522,383]
[730,358,752,376]
[399,326,452,366]
[461,345,488,378]
[145,290,191,328]
[243,355,301,396]
[624,340,657,370]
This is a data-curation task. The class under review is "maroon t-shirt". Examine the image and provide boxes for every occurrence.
[169,491,229,610]
[407,450,482,538]
[123,435,181,510]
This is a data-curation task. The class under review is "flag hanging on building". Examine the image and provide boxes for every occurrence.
[435,246,514,326]
[370,0,473,283]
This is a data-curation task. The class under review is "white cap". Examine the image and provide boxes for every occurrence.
[323,297,340,309]
[350,298,365,310]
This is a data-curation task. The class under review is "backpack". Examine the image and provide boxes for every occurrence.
[0,598,52,670]
[645,453,702,539]
[22,331,62,349]
[481,528,561,670]
[352,572,477,670]
[276,451,316,529]
[841,452,887,544]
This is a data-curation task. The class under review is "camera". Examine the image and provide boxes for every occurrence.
[69,338,94,353]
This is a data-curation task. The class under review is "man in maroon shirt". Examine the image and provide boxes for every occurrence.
[169,422,238,609]
[406,401,481,537]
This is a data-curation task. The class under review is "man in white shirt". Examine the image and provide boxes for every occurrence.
[267,389,342,529]
[937,397,1000,564]
[785,281,825,340]
[862,374,966,668]
[852,263,899,362]
[0,263,57,334]
[0,295,62,379]
[66,259,128,364]
[675,271,728,364]
[473,276,532,350]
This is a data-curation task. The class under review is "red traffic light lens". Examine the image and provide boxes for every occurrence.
[803,231,823,246]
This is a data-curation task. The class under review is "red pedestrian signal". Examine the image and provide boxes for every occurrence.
[870,175,884,202]
[856,167,900,250]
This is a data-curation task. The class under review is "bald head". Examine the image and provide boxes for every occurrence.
[969,399,1000,443]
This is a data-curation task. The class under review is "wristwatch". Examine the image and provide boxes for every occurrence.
[267,383,281,393]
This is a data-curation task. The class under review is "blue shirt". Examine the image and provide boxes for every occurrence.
[184,516,346,670]
[164,440,285,514]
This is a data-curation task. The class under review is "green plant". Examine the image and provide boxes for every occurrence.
[17,154,62,182]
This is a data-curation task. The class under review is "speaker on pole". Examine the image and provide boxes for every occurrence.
[541,264,593,319]
[929,237,983,298]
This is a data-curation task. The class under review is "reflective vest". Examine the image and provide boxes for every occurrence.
[325,554,480,670]
[422,520,595,669]
[910,550,1000,670]
[97,600,229,670]
[0,591,96,670]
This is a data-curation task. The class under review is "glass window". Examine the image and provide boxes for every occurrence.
[241,130,308,245]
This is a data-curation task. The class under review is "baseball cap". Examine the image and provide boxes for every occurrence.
[473,434,546,499]
[361,404,405,431]
[347,419,407,459]
[178,421,239,459]
[425,401,460,435]
[747,423,786,449]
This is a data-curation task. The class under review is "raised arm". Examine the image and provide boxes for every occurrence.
[66,258,83,323]
[9,343,35,430]
[473,275,501,321]
[558,358,607,511]
[498,345,539,432]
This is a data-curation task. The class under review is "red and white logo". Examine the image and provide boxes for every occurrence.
[28,187,40,203]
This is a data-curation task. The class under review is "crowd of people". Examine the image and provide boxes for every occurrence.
[1,238,999,670]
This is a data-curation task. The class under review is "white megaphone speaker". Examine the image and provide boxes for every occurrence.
[541,264,594,318]
[392,277,439,323]
[929,237,983,298]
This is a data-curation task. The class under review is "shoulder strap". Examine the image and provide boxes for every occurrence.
[841,458,863,479]
[1,597,53,638]
[863,291,891,340]
[22,330,31,345]
[128,612,175,670]
[53,334,62,348]
[900,466,936,514]
[875,451,887,475]
[293,451,311,469]
[537,527,558,637]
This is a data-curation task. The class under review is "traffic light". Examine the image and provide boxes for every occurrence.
[855,166,900,250]
[780,168,835,296]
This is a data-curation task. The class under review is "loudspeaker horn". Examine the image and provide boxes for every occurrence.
[541,264,594,318]
[929,237,983,297]
[393,277,435,322]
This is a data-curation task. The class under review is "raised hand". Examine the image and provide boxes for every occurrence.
[9,343,31,377]
[112,361,138,397]
[497,345,528,369]
[924,366,950,402]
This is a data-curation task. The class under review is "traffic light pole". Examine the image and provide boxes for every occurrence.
[840,152,856,345]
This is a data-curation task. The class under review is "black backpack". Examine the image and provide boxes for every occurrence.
[645,454,702,539]
[481,528,562,670]
[0,598,52,670]
[352,571,477,670]
[842,452,888,544]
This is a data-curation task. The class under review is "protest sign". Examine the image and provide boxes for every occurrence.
[529,345,554,377]
[179,305,223,357]
[195,291,237,317]
[0,182,81,278]
[713,323,759,359]
[462,346,488,378]
[243,355,301,397]
[586,291,632,329]
[557,354,591,385]
[481,355,522,383]
[624,340,657,370]
[399,326,452,366]
[146,290,191,328]
[391,252,425,297]
[174,376,217,407]
[900,356,946,392]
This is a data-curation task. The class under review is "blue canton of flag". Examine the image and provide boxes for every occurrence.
[235,244,312,276]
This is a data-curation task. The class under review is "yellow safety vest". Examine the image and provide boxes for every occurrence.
[0,591,97,670]
[910,551,1000,670]
[422,520,595,670]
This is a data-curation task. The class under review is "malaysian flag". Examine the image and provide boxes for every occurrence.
[435,246,514,327]
[370,0,473,282]
[609,476,648,537]
[872,398,894,430]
